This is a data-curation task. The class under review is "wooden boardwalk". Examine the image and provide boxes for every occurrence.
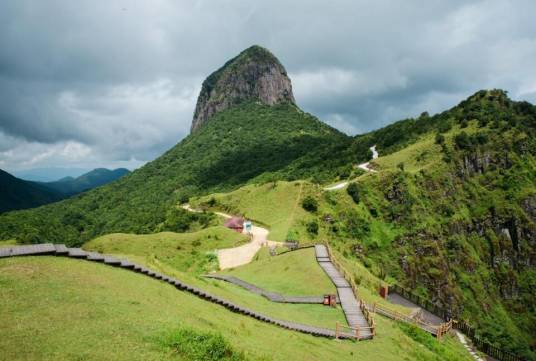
[0,243,360,340]
[315,245,373,339]
[206,274,340,304]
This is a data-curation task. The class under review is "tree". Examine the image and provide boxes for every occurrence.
[454,131,472,150]
[346,183,360,204]
[301,196,318,212]
[435,133,445,145]
[306,220,319,235]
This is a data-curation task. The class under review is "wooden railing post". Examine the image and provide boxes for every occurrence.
[335,322,340,339]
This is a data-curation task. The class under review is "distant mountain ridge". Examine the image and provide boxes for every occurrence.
[40,168,130,196]
[14,167,92,182]
[0,169,64,213]
[0,168,130,213]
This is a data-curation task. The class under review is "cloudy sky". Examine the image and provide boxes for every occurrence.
[1,0,535,177]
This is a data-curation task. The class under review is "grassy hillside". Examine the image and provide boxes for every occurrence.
[0,256,474,361]
[84,236,347,329]
[316,92,536,359]
[0,102,356,246]
[191,90,536,360]
[0,169,64,213]
[191,181,315,242]
[85,227,248,275]
[221,247,335,296]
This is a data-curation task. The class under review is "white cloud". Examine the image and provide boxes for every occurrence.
[0,0,535,172]
[324,113,362,136]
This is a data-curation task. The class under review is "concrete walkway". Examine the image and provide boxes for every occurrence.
[181,205,281,270]
[0,243,359,340]
[456,331,486,361]
[387,292,444,325]
[206,274,340,304]
[315,245,373,339]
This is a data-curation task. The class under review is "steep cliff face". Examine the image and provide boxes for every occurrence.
[190,45,295,133]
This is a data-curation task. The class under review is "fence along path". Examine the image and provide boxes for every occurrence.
[315,245,374,339]
[0,243,361,340]
[205,274,340,304]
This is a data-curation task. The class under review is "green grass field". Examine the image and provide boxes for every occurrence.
[0,256,474,361]
[191,181,318,242]
[0,239,18,248]
[84,227,248,275]
[222,247,335,296]
[85,235,347,329]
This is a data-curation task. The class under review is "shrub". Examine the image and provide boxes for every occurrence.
[337,165,353,179]
[301,196,318,212]
[161,327,246,361]
[435,133,445,144]
[454,131,472,150]
[438,120,452,133]
[179,194,190,204]
[346,183,360,204]
[306,220,319,235]
[163,208,214,233]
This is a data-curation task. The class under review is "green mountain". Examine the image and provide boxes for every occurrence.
[0,169,64,213]
[40,168,130,196]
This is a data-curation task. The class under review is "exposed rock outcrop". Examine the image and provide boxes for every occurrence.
[190,45,295,133]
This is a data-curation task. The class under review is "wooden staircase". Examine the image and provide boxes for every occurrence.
[315,244,375,340]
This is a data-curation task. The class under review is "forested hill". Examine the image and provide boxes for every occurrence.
[0,169,64,213]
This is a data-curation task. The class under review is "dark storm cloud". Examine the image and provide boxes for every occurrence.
[0,0,535,171]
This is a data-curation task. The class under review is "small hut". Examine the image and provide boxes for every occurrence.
[224,217,244,233]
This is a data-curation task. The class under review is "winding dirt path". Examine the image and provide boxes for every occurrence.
[323,145,379,191]
[182,205,280,270]
[356,145,378,172]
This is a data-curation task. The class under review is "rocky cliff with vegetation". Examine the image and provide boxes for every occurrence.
[319,90,535,359]
[190,45,295,133]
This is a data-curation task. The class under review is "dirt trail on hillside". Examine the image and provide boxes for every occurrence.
[323,145,379,191]
[181,205,281,269]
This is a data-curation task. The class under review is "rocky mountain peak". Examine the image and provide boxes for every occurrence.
[190,45,295,133]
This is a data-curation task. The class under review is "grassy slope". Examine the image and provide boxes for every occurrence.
[191,181,316,242]
[84,235,346,329]
[187,95,536,358]
[84,227,248,275]
[0,239,18,248]
[221,247,335,295]
[0,256,473,361]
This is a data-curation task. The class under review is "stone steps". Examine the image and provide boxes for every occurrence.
[315,245,374,339]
